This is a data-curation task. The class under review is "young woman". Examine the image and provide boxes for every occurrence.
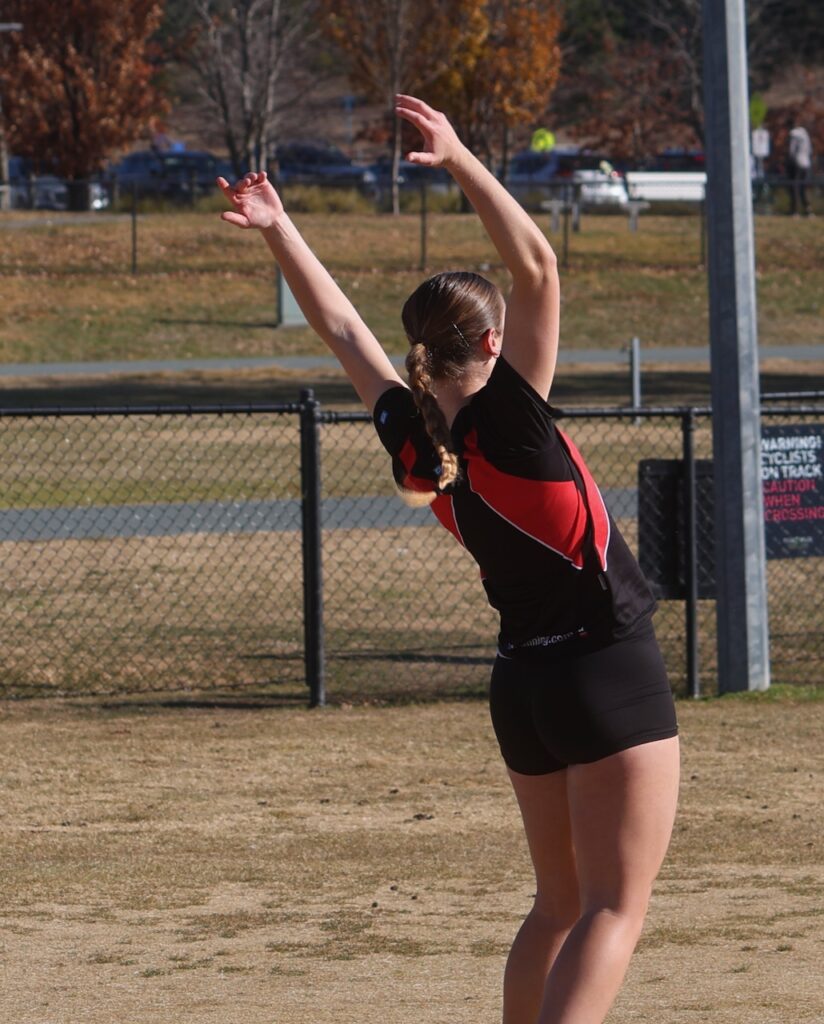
[218,95,679,1024]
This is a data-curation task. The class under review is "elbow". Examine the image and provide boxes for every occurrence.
[521,245,558,289]
[539,246,558,278]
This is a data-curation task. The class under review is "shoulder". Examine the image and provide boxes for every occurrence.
[373,385,417,449]
[467,356,561,448]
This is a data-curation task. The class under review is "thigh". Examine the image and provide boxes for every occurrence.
[507,767,579,918]
[567,736,680,912]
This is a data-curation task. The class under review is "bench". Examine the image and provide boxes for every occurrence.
[539,197,580,233]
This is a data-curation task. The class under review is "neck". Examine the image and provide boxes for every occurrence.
[433,368,492,428]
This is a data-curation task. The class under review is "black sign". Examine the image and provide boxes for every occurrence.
[760,424,824,559]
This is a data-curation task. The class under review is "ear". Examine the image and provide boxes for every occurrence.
[480,327,502,358]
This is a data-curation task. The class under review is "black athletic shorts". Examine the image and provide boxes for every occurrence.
[489,618,678,775]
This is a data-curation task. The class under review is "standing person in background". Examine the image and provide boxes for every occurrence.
[786,118,813,216]
[218,94,680,1024]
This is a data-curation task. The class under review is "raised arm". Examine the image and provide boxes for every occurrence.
[396,95,560,399]
[217,172,405,411]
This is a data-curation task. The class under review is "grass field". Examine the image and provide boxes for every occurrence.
[0,208,821,365]
[0,692,821,1024]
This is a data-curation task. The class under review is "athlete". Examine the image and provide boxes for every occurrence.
[218,95,679,1024]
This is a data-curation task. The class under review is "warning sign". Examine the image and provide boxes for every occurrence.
[760,424,824,558]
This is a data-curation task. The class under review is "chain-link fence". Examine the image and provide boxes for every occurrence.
[0,396,822,704]
[0,404,308,702]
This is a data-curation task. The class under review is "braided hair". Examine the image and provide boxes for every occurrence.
[399,272,504,504]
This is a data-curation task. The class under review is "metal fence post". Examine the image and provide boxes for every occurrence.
[562,191,570,270]
[419,180,428,271]
[299,388,325,707]
[629,337,642,422]
[682,409,701,698]
[699,194,707,266]
[131,185,138,275]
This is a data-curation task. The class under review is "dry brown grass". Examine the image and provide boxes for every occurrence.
[0,695,821,1023]
[0,210,821,364]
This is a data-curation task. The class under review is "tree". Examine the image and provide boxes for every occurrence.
[427,0,563,176]
[322,0,453,214]
[180,0,322,179]
[0,0,166,207]
[324,1,562,210]
[561,36,701,161]
[554,0,817,157]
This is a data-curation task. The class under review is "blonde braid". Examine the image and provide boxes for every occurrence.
[406,342,461,492]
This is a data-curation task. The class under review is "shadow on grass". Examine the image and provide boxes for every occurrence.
[155,318,277,330]
[330,648,491,666]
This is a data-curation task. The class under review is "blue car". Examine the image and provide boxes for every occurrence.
[368,156,452,197]
[504,147,627,208]
[112,150,229,201]
[272,143,376,192]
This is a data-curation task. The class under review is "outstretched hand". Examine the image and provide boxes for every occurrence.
[395,94,464,169]
[217,171,284,229]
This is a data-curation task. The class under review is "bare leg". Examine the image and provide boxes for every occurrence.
[503,768,580,1024]
[538,736,680,1024]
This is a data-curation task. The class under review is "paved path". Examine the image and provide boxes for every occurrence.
[0,345,821,380]
[0,489,639,542]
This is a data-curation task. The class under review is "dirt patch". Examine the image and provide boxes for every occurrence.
[0,694,821,1023]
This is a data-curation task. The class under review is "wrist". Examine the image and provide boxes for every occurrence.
[445,144,482,182]
[259,211,289,235]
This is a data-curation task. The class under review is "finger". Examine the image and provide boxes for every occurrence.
[236,173,258,193]
[395,94,433,115]
[216,176,235,197]
[405,152,437,167]
[220,210,251,228]
[395,104,429,133]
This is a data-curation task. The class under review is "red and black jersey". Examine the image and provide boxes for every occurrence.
[373,356,656,651]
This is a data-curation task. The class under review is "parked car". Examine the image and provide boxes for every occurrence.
[504,147,628,208]
[368,156,452,195]
[6,156,109,211]
[272,142,376,192]
[505,146,579,185]
[111,149,228,201]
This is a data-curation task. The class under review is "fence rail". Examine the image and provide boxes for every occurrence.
[0,394,821,705]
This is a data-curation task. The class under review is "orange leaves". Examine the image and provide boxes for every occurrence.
[425,0,563,160]
[0,0,167,178]
[565,38,701,161]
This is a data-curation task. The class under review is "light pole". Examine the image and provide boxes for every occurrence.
[701,0,770,692]
[0,23,23,213]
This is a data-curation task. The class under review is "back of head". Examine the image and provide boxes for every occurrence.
[402,271,504,380]
[400,272,504,502]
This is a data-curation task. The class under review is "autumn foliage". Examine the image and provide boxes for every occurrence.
[426,0,562,167]
[564,37,702,162]
[323,0,563,166]
[0,0,166,180]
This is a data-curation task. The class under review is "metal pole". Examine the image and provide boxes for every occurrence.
[130,185,138,275]
[562,194,570,270]
[299,388,325,707]
[419,179,427,272]
[630,336,642,421]
[682,410,700,698]
[702,0,770,692]
[699,196,707,266]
